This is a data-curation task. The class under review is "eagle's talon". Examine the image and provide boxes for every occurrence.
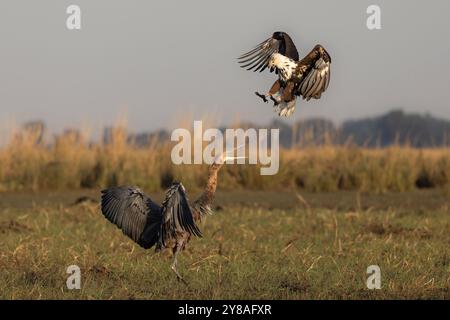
[270,96,280,106]
[255,92,268,103]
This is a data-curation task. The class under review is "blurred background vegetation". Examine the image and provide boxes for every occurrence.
[1,110,449,299]
[0,110,449,194]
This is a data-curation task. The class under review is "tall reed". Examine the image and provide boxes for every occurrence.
[0,123,449,193]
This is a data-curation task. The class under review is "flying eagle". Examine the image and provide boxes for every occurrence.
[238,31,331,117]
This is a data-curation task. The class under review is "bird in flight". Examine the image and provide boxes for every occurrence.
[238,31,331,117]
[100,152,242,284]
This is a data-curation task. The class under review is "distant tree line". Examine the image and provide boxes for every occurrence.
[19,110,450,148]
[127,110,450,148]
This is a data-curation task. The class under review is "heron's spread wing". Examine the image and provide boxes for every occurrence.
[298,45,331,101]
[101,186,161,245]
[159,183,202,247]
[238,32,299,73]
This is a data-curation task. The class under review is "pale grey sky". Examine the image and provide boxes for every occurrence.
[0,0,449,136]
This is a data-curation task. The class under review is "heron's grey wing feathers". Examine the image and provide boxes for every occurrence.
[298,45,331,101]
[159,183,202,247]
[101,186,161,245]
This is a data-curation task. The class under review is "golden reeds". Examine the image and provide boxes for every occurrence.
[0,122,449,193]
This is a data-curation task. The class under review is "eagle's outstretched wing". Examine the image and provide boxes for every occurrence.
[238,31,299,73]
[159,183,202,248]
[298,45,331,101]
[101,186,162,249]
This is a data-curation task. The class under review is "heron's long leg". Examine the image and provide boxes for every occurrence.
[171,246,188,285]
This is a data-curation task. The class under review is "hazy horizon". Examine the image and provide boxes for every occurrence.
[1,0,450,136]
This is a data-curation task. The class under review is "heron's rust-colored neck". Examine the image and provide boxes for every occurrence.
[193,162,224,216]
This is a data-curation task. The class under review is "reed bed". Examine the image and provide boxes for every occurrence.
[0,124,449,193]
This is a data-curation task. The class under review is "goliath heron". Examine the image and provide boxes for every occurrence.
[100,152,239,284]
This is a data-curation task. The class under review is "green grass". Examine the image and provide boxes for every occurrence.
[0,190,449,299]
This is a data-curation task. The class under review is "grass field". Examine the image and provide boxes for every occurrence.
[1,190,449,299]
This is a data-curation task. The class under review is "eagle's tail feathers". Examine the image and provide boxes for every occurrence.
[273,97,297,117]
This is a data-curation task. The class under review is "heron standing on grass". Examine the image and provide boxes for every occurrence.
[100,152,240,284]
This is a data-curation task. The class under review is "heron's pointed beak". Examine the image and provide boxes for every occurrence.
[223,156,247,163]
[213,155,247,164]
[213,143,247,164]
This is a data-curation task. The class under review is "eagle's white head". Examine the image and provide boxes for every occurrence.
[268,53,297,82]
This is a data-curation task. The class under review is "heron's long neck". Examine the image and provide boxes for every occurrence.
[194,165,221,215]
